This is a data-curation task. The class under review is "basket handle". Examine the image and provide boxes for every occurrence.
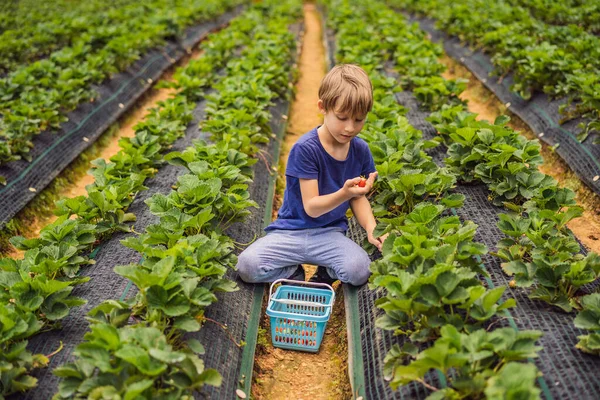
[269,279,336,309]
[270,298,331,308]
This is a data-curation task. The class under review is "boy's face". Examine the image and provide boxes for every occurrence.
[318,99,367,144]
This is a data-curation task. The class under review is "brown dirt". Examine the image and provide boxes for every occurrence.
[23,85,178,240]
[59,85,177,202]
[440,55,600,254]
[271,2,325,222]
[252,4,351,400]
[253,283,350,400]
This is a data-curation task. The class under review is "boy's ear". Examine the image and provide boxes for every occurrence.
[317,99,326,114]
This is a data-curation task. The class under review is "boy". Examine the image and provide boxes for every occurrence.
[237,64,386,286]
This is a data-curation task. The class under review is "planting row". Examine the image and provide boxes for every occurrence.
[53,1,300,397]
[324,0,544,398]
[388,0,600,144]
[0,0,136,75]
[392,0,600,382]
[328,0,600,397]
[380,0,600,356]
[505,0,600,34]
[0,0,246,182]
[391,0,600,372]
[0,1,301,397]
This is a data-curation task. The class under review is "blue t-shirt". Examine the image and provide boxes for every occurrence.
[266,126,376,232]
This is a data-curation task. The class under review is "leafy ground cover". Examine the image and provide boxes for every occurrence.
[0,0,136,75]
[0,0,246,185]
[388,0,600,144]
[428,107,600,312]
[0,3,286,396]
[505,0,600,34]
[380,0,600,370]
[323,0,544,397]
[379,0,600,360]
[51,1,301,398]
[573,293,600,355]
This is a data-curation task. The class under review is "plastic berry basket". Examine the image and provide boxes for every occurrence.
[266,279,336,353]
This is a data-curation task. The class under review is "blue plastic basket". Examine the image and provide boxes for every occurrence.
[266,279,336,353]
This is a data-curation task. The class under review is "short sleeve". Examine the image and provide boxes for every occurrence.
[360,141,376,177]
[286,142,319,179]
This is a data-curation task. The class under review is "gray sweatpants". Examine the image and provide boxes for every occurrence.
[236,226,371,286]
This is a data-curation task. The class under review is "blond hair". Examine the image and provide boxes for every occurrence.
[318,64,373,117]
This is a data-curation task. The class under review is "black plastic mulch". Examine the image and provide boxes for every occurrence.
[195,97,291,399]
[16,22,302,400]
[403,13,600,198]
[0,5,245,229]
[347,83,600,400]
[321,17,600,400]
[18,98,212,400]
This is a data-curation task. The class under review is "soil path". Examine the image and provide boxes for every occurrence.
[252,4,352,399]
[59,86,177,202]
[30,82,179,237]
[441,55,600,254]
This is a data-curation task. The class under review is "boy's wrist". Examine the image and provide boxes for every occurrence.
[339,186,355,201]
[366,220,377,234]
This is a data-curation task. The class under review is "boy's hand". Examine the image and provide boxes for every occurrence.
[342,172,377,198]
[368,231,389,252]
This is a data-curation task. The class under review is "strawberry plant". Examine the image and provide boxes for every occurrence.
[428,109,548,205]
[495,209,600,312]
[362,116,453,219]
[379,0,600,364]
[324,0,545,393]
[0,304,48,397]
[573,293,600,355]
[428,107,600,311]
[386,324,542,398]
[388,0,600,141]
[0,0,247,177]
[54,324,221,399]
[51,1,302,397]
[506,0,600,34]
[372,203,512,342]
[0,3,281,395]
[0,0,137,74]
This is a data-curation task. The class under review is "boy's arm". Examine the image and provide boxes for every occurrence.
[300,172,377,219]
[350,195,387,251]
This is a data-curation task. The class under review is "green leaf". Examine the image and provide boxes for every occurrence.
[574,309,600,331]
[146,285,168,310]
[420,284,440,305]
[440,193,465,208]
[435,271,460,297]
[174,316,201,332]
[494,115,511,126]
[482,287,506,311]
[148,348,186,364]
[477,128,494,145]
[115,345,167,376]
[198,368,222,387]
[187,339,205,355]
[485,362,540,400]
[124,379,154,400]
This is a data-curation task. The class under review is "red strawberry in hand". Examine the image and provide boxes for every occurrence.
[358,176,367,187]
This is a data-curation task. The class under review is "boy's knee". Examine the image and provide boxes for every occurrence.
[341,252,371,286]
[236,250,261,283]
